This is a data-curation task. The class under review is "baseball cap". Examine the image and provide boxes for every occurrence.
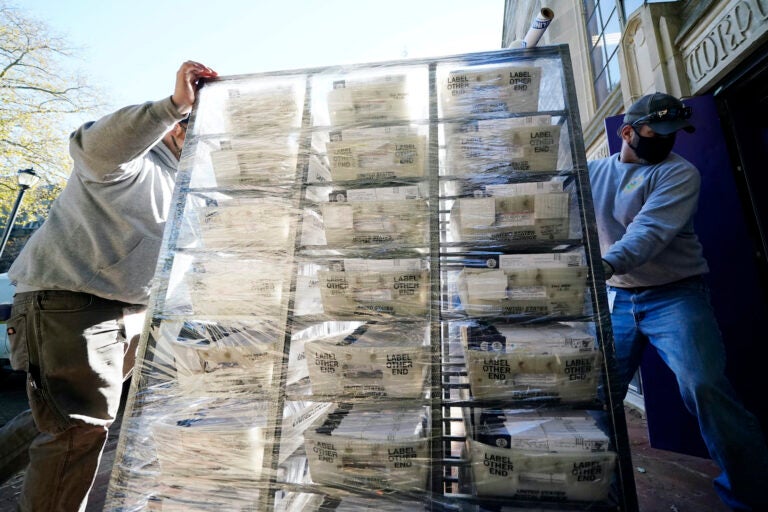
[623,93,695,135]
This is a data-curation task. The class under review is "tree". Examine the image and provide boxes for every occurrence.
[0,1,101,222]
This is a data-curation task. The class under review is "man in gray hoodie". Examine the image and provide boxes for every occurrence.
[589,93,768,510]
[0,60,217,511]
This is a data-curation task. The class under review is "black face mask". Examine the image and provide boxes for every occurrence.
[628,127,676,164]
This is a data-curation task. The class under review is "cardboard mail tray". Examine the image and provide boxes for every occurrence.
[457,265,588,317]
[322,199,429,247]
[460,322,596,352]
[186,257,290,317]
[318,259,429,319]
[305,323,430,398]
[474,409,609,453]
[326,127,426,181]
[460,322,599,401]
[152,402,328,487]
[464,349,600,402]
[326,75,411,125]
[441,65,542,118]
[196,197,294,250]
[225,86,303,134]
[166,320,307,398]
[445,121,561,176]
[450,192,570,242]
[466,437,616,501]
[209,144,299,187]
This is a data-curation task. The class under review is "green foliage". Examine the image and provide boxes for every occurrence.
[0,1,101,220]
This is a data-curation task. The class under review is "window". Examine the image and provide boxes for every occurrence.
[622,0,644,17]
[584,0,624,106]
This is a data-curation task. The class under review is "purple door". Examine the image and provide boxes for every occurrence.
[603,94,768,458]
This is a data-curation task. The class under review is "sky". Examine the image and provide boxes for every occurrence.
[23,0,505,121]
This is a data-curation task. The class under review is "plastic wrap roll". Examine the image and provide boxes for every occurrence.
[507,8,555,49]
[523,8,555,48]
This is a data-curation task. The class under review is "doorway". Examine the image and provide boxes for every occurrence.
[714,43,768,439]
[715,44,768,300]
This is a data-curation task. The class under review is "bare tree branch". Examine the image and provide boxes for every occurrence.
[0,1,102,219]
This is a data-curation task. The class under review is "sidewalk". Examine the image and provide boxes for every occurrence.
[0,371,119,511]
[1,370,728,512]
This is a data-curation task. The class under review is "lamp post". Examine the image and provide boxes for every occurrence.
[0,168,41,262]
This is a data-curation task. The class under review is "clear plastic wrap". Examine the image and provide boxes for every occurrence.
[106,47,637,511]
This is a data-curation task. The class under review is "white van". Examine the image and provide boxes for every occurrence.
[0,273,16,372]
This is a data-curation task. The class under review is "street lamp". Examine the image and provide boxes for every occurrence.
[0,168,41,261]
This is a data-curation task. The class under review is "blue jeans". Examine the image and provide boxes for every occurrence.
[608,276,768,510]
[0,290,142,512]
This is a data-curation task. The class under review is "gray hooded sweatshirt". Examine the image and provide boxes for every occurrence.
[9,96,187,305]
[588,152,709,288]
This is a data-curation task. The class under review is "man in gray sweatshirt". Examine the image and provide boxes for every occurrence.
[0,60,217,511]
[589,92,768,511]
